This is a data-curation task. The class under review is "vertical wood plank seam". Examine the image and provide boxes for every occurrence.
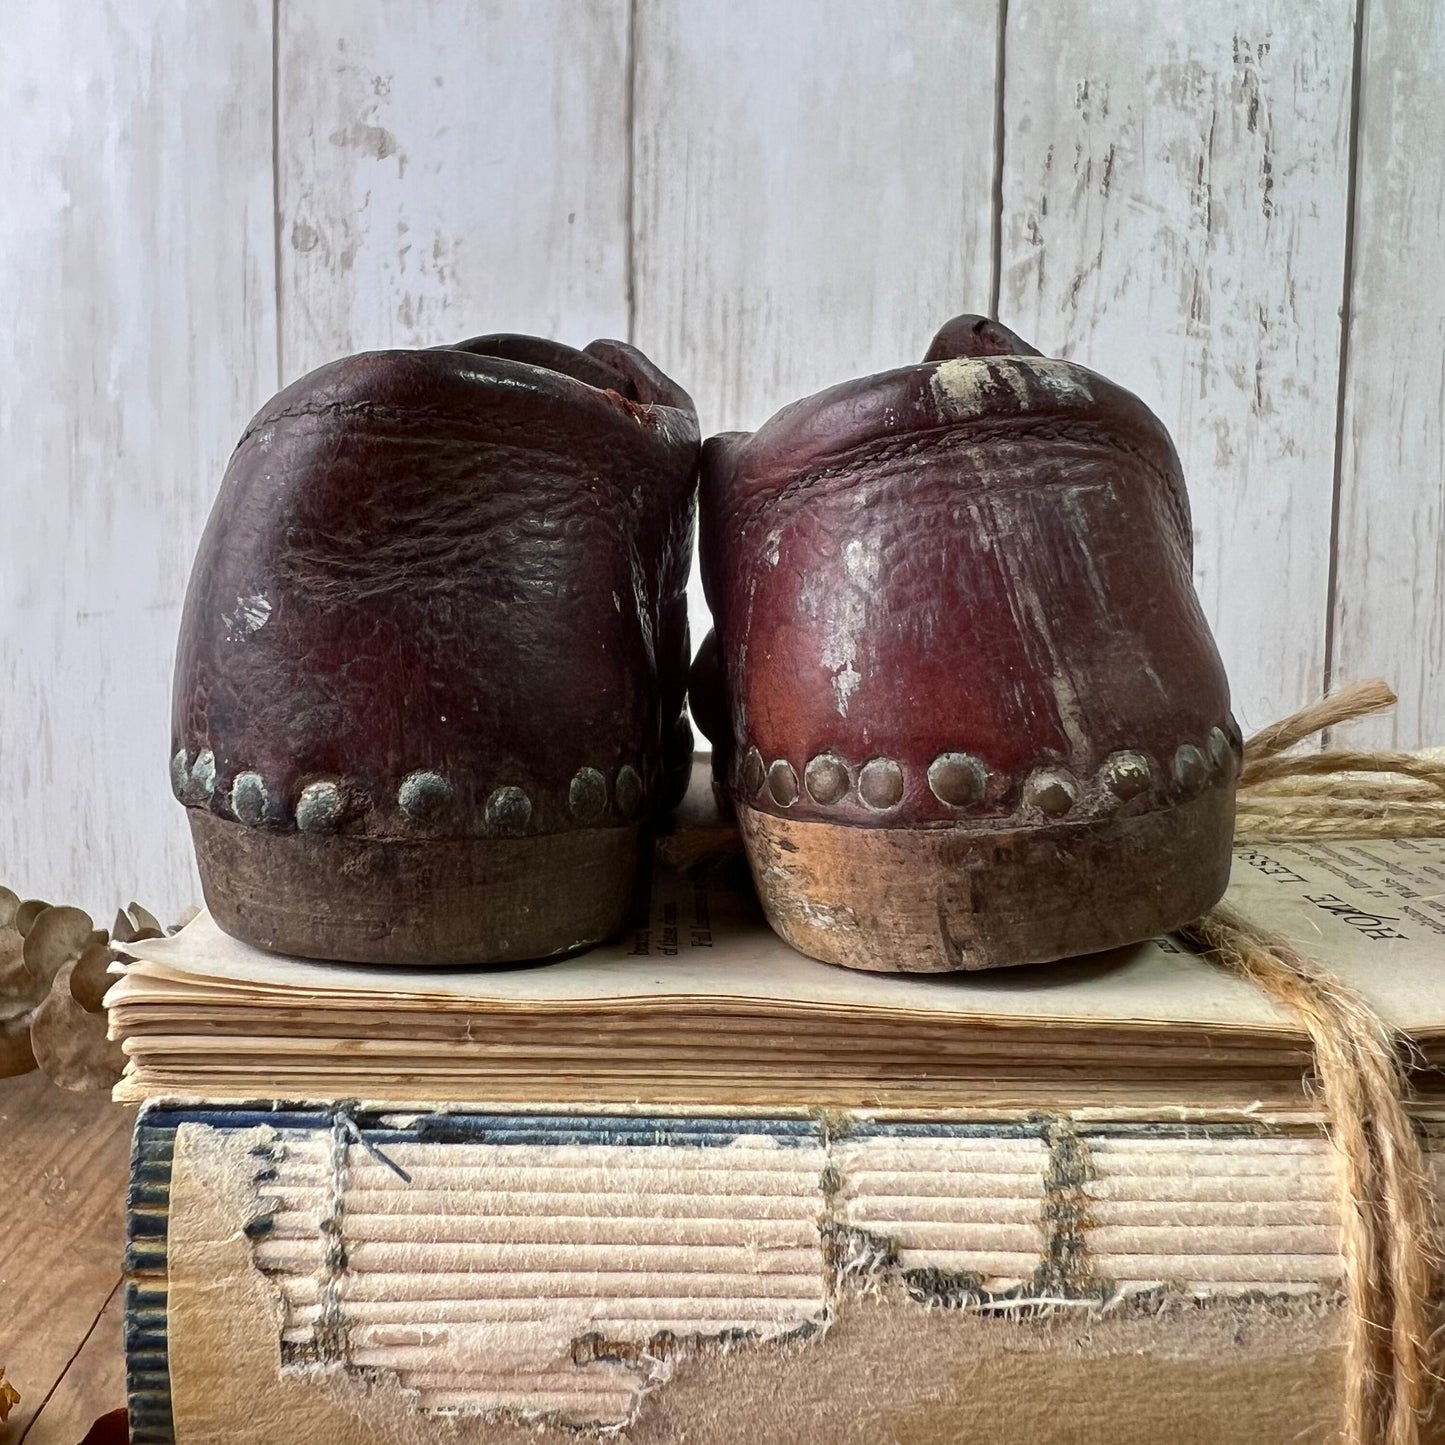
[987,0,1008,319]
[271,0,284,387]
[1322,0,1370,710]
[623,0,639,346]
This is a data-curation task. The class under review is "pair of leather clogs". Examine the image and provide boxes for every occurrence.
[172,316,1237,973]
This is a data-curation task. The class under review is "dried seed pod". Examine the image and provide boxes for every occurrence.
[127,902,163,936]
[13,899,50,937]
[0,994,35,1028]
[70,941,115,1014]
[0,1016,38,1078]
[0,924,37,1009]
[0,1365,20,1421]
[111,908,138,944]
[113,904,163,944]
[22,906,95,990]
[30,958,125,1092]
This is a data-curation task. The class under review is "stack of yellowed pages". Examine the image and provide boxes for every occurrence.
[107,821,1445,1113]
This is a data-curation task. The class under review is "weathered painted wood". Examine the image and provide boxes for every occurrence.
[632,0,1000,433]
[277,0,632,382]
[999,1,1356,733]
[631,0,1001,652]
[0,2,275,922]
[1331,0,1445,748]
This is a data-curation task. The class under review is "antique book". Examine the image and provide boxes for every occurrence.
[126,1100,1445,1445]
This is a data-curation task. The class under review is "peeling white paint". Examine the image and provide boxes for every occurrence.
[225,593,272,640]
[844,537,879,589]
[1025,356,1096,404]
[818,538,881,718]
[993,359,1035,407]
[929,357,992,414]
[930,355,1094,418]
[830,659,861,716]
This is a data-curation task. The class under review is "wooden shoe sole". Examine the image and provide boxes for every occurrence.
[738,784,1234,972]
[190,812,643,966]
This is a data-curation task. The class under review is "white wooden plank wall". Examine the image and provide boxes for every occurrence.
[2,0,1441,917]
[0,0,275,923]
[999,0,1356,733]
[1332,0,1445,748]
[277,0,632,379]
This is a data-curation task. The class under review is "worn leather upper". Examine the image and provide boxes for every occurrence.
[173,336,698,841]
[695,314,1235,829]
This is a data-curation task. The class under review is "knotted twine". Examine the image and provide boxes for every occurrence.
[1182,680,1441,1445]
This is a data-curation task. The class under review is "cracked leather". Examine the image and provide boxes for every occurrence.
[693,313,1234,825]
[173,335,699,838]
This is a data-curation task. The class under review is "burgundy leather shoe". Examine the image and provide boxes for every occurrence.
[693,315,1238,972]
[173,335,698,964]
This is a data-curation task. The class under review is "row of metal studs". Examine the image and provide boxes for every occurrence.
[171,748,645,833]
[740,726,1236,814]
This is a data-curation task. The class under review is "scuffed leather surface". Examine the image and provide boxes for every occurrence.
[696,314,1231,827]
[174,336,698,838]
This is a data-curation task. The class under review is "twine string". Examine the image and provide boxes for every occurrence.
[1235,681,1445,843]
[1184,679,1441,1445]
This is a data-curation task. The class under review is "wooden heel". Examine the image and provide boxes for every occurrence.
[190,812,643,966]
[738,786,1235,972]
